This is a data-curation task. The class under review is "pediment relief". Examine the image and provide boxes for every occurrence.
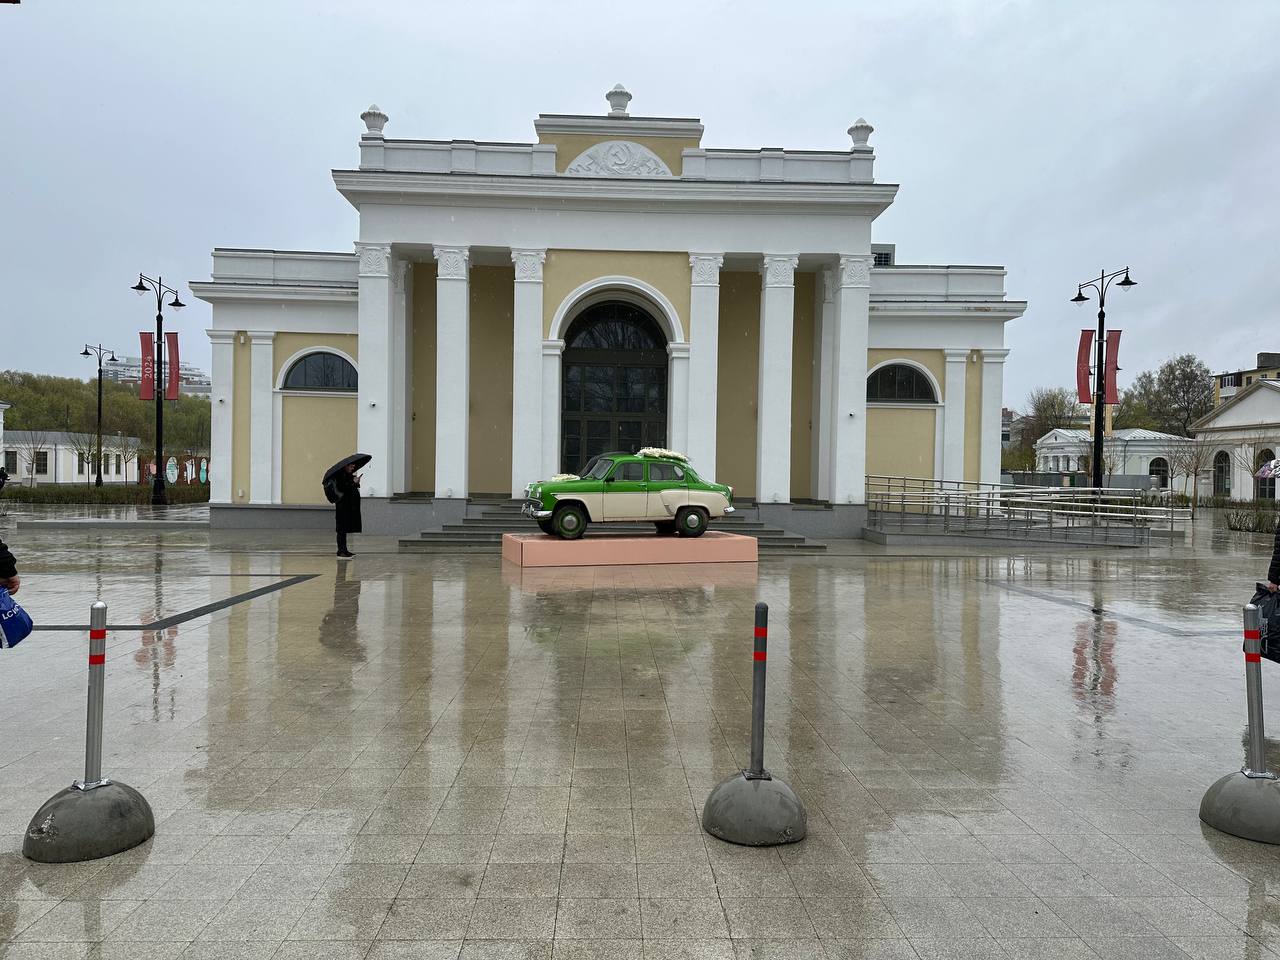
[564,140,672,178]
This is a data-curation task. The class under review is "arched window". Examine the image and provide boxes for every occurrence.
[282,352,357,392]
[1213,451,1231,498]
[866,364,937,403]
[1257,449,1276,501]
[1148,457,1169,489]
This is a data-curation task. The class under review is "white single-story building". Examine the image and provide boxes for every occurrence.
[1192,379,1280,500]
[2,431,143,485]
[1034,427,1194,491]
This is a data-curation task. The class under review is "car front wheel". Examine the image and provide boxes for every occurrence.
[675,507,708,538]
[553,504,588,540]
[536,518,555,535]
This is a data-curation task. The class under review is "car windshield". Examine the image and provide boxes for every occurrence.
[585,458,614,479]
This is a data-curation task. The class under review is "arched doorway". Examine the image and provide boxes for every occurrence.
[1257,448,1277,501]
[1213,450,1231,497]
[1148,457,1169,489]
[560,301,668,474]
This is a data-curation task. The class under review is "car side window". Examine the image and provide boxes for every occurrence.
[649,463,685,482]
[615,462,643,481]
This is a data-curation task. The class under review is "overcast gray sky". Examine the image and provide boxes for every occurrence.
[2,0,1277,410]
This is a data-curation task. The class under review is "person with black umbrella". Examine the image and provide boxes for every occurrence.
[323,454,370,559]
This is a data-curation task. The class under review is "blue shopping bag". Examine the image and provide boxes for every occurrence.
[0,587,33,649]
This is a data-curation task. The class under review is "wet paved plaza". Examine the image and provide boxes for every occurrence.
[3,521,1280,959]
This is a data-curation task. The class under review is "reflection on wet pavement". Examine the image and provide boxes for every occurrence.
[1,523,1280,957]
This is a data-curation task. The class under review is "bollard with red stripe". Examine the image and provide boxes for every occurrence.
[748,603,769,779]
[1243,603,1268,778]
[1199,603,1280,845]
[22,600,155,863]
[81,601,108,789]
[700,600,807,846]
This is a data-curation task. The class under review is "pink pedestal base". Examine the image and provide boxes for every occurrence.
[501,531,758,568]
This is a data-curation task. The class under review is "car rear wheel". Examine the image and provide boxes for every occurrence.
[553,503,587,540]
[675,506,708,538]
[654,520,677,536]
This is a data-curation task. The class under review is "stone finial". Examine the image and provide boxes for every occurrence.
[361,104,389,138]
[848,117,873,150]
[606,84,632,117]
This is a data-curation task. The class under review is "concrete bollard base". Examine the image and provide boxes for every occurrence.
[23,782,155,863]
[701,770,807,846]
[1200,771,1280,845]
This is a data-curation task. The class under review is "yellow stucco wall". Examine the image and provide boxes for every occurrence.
[866,407,936,480]
[541,250,691,340]
[468,265,515,496]
[272,333,359,383]
[539,133,702,176]
[866,349,945,485]
[716,271,760,498]
[232,333,251,502]
[790,273,816,500]
[965,349,983,482]
[411,263,438,492]
[281,395,358,503]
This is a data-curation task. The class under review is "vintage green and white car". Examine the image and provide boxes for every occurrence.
[522,448,734,540]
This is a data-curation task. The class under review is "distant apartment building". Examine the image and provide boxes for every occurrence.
[103,356,212,398]
[1214,352,1280,406]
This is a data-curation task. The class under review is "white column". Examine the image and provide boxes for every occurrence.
[828,254,873,504]
[687,253,723,477]
[668,342,690,454]
[980,350,1009,486]
[434,245,470,498]
[207,330,235,504]
[511,249,546,496]
[757,255,798,504]
[390,260,411,494]
[248,331,275,504]
[815,269,835,501]
[541,340,564,478]
[942,349,968,484]
[356,241,394,498]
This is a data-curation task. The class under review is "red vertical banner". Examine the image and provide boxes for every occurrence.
[1076,330,1093,403]
[139,333,155,400]
[1104,330,1121,405]
[165,332,180,400]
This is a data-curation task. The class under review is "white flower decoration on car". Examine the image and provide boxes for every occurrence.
[637,448,688,462]
[550,473,580,482]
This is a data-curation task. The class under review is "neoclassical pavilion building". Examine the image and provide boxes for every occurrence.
[192,86,1026,536]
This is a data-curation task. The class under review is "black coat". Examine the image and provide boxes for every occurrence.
[0,535,15,580]
[334,472,362,534]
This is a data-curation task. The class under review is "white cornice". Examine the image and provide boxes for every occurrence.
[534,115,704,139]
[869,301,1028,322]
[190,281,357,304]
[332,170,898,215]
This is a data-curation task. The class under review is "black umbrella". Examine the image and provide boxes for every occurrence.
[323,453,372,484]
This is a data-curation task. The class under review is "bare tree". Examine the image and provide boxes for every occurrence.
[12,430,49,484]
[1228,431,1277,501]
[106,433,140,484]
[65,432,100,486]
[1168,436,1216,512]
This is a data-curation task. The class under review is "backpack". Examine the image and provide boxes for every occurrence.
[1251,583,1280,665]
[0,587,33,649]
[323,477,341,504]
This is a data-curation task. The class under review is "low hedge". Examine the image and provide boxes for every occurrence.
[0,483,210,505]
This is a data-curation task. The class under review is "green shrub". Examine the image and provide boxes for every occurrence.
[0,483,209,505]
[1226,507,1278,533]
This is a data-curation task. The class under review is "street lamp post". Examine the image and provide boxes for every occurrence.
[131,274,185,505]
[79,344,118,488]
[1071,268,1137,490]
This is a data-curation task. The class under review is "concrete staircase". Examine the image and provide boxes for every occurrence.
[398,499,826,555]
